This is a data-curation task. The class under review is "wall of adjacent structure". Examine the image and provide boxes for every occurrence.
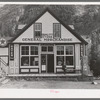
[0,47,8,74]
[8,44,19,74]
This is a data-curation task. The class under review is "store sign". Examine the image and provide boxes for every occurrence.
[10,44,14,60]
[80,45,84,57]
[0,38,7,47]
[22,34,72,42]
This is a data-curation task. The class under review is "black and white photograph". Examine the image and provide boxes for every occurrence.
[0,2,100,98]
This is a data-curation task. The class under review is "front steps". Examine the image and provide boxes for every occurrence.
[6,74,93,81]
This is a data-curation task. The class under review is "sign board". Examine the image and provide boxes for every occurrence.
[22,34,72,42]
[80,45,84,57]
[10,44,14,60]
[0,38,7,47]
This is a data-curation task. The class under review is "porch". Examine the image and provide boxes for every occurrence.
[7,73,93,81]
[7,73,82,77]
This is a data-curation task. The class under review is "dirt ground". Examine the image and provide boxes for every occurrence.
[0,78,100,89]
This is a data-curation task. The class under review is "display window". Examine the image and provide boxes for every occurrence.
[56,45,74,66]
[56,56,64,66]
[21,45,39,66]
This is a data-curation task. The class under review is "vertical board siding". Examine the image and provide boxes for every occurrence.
[14,44,19,74]
[61,25,81,43]
[54,44,56,73]
[9,44,19,74]
[39,44,41,73]
[75,44,81,70]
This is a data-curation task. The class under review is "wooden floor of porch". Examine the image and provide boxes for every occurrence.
[6,73,93,81]
[7,73,82,77]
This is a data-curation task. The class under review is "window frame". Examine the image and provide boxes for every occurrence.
[56,45,74,67]
[34,23,42,38]
[41,45,54,53]
[57,46,64,55]
[53,23,61,38]
[20,45,39,67]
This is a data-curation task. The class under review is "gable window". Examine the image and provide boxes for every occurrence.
[34,23,42,38]
[53,23,61,38]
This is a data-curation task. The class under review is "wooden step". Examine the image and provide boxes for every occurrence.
[6,73,93,81]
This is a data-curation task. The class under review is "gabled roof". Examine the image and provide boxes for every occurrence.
[10,8,88,44]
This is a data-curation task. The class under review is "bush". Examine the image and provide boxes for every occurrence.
[90,57,100,77]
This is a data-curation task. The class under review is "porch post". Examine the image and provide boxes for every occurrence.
[39,44,41,74]
[81,56,84,79]
[54,44,56,73]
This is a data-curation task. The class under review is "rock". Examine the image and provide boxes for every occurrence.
[91,81,98,85]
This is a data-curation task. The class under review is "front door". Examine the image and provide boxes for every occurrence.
[41,54,54,73]
[47,54,54,73]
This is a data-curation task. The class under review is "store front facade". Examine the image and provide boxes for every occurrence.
[8,8,88,75]
[19,44,74,74]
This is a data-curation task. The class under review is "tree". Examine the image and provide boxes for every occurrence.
[90,29,100,76]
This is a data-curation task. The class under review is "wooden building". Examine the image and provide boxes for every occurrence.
[0,8,88,76]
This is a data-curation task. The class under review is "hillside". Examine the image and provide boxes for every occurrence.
[0,5,100,38]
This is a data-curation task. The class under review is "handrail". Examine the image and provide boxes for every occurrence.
[0,58,8,67]
[0,58,8,76]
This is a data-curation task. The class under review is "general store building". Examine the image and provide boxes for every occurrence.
[0,8,88,75]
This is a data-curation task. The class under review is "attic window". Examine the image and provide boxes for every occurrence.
[53,23,61,38]
[34,23,42,38]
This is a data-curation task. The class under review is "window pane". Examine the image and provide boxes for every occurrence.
[66,46,73,55]
[42,46,47,52]
[31,46,38,55]
[35,46,38,51]
[21,56,29,66]
[35,31,41,37]
[30,56,38,66]
[35,51,38,55]
[66,56,73,65]
[26,46,29,50]
[41,55,46,65]
[48,46,53,52]
[56,56,64,66]
[26,51,29,55]
[22,47,24,50]
[21,46,29,55]
[57,46,64,55]
[34,23,41,31]
[31,46,34,55]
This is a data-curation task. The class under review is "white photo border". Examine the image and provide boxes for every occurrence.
[0,1,100,98]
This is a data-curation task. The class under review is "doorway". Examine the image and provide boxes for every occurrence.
[41,54,54,73]
[47,54,54,73]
